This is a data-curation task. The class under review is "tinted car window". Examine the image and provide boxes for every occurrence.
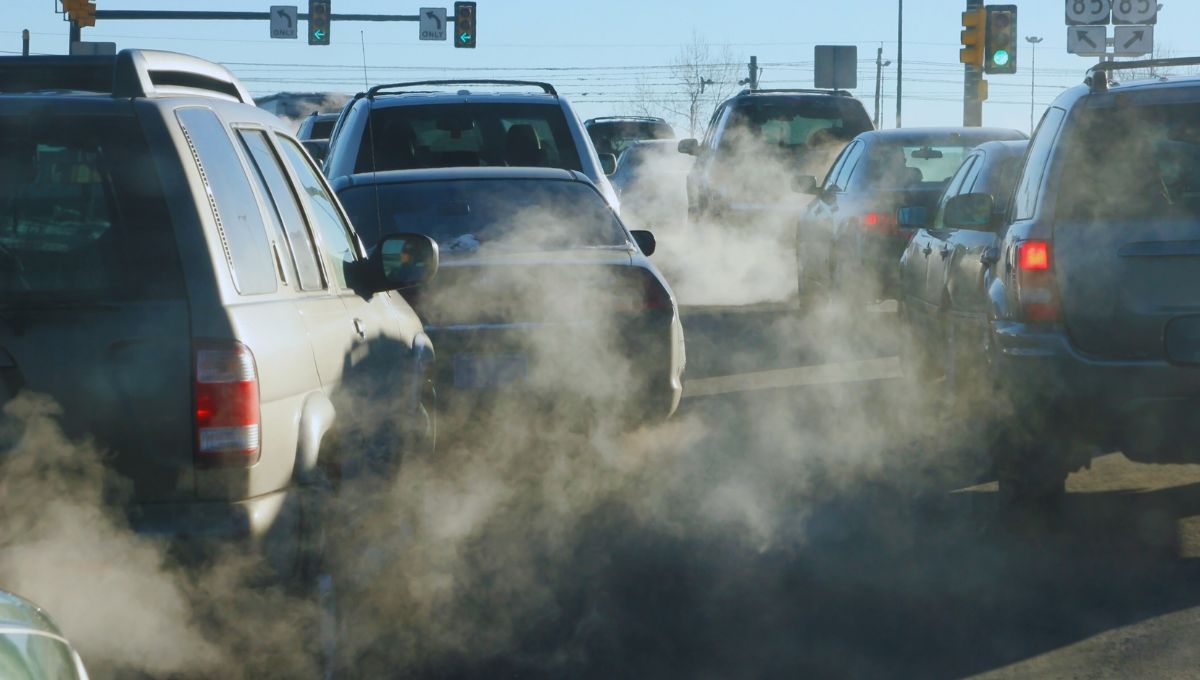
[356,103,583,173]
[177,107,277,295]
[339,179,626,252]
[588,121,674,157]
[237,129,325,291]
[0,114,180,304]
[310,119,336,139]
[1057,101,1200,221]
[1013,107,1066,221]
[866,143,975,188]
[278,136,357,289]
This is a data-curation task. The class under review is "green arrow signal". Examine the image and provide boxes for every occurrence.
[459,31,471,43]
[313,29,326,40]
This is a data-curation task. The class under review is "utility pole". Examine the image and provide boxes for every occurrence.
[895,0,903,128]
[874,47,891,129]
[1025,35,1043,134]
[963,0,983,127]
[22,29,29,56]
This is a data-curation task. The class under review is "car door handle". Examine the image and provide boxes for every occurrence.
[922,244,932,257]
[940,246,951,259]
[353,318,366,339]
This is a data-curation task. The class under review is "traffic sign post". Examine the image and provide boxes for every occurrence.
[419,7,446,41]
[270,5,297,39]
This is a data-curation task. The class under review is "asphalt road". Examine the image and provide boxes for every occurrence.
[405,302,1200,679]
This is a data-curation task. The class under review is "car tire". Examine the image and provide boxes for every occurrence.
[994,442,1069,506]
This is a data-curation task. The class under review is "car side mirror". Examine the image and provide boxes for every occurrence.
[792,174,819,195]
[373,233,439,292]
[301,139,329,165]
[631,229,656,256]
[944,193,995,229]
[599,153,618,176]
[897,205,930,228]
[678,138,700,156]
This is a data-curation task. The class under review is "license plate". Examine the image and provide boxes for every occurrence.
[453,353,527,389]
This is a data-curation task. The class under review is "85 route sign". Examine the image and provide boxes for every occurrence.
[1113,0,1158,25]
[1066,0,1110,25]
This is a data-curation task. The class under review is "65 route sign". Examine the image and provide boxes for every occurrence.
[1066,0,1110,25]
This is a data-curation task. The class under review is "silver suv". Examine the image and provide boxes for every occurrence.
[0,51,437,568]
[322,79,621,211]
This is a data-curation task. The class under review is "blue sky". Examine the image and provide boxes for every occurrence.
[5,1,1197,134]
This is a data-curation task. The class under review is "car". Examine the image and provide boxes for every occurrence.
[322,79,621,212]
[898,140,1028,382]
[296,110,340,141]
[943,57,1200,503]
[295,111,340,165]
[333,167,685,429]
[678,88,874,225]
[0,50,437,592]
[585,115,675,158]
[795,127,1027,304]
[0,591,89,679]
[609,139,693,230]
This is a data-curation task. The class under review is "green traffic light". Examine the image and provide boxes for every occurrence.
[992,49,1010,66]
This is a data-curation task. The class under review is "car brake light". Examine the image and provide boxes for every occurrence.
[614,269,672,312]
[194,340,261,467]
[862,211,900,236]
[1016,240,1059,323]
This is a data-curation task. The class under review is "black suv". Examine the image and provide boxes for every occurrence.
[678,89,873,223]
[951,58,1200,501]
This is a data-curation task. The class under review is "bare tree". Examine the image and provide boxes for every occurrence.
[637,33,742,138]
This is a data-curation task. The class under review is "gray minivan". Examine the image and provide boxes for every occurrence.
[0,51,437,573]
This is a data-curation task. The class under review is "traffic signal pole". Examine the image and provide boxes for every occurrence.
[963,0,983,127]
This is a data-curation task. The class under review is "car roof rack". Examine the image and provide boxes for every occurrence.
[737,88,852,97]
[585,116,667,124]
[366,79,558,98]
[0,49,251,103]
[1086,56,1200,93]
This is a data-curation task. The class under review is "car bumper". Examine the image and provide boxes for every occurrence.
[128,489,300,570]
[992,319,1200,461]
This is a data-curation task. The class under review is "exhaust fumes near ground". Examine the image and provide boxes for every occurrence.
[0,151,1013,678]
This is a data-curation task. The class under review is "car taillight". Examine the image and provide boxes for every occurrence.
[194,340,261,467]
[1016,240,1059,323]
[614,269,672,312]
[862,211,900,236]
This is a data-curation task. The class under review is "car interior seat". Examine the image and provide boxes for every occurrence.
[504,124,546,167]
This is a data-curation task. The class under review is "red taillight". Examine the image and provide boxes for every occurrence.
[614,270,672,312]
[862,211,900,236]
[194,341,261,467]
[1016,239,1059,323]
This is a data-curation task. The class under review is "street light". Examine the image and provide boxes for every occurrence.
[1025,35,1044,134]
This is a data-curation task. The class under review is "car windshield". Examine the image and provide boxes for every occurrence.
[309,118,336,139]
[338,178,626,253]
[1058,101,1200,221]
[0,114,178,304]
[588,121,674,157]
[866,143,976,188]
[356,102,583,174]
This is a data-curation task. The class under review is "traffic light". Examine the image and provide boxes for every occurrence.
[984,5,1017,75]
[959,7,985,67]
[308,0,330,46]
[454,2,477,49]
[63,0,96,27]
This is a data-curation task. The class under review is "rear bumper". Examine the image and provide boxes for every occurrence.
[428,310,684,428]
[128,488,300,570]
[992,319,1200,461]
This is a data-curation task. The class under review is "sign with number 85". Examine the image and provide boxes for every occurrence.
[1113,0,1158,25]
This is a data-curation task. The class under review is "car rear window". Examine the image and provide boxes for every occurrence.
[1058,101,1200,221]
[588,121,675,156]
[338,179,625,253]
[0,113,182,305]
[866,143,976,188]
[356,103,583,174]
[726,98,871,150]
[310,118,336,139]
